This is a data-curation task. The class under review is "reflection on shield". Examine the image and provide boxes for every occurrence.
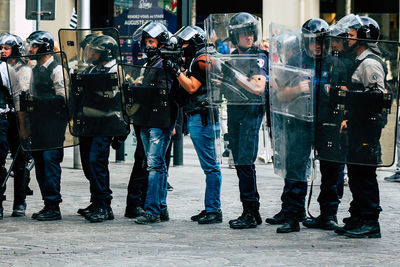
[7,51,73,151]
[118,64,171,128]
[204,13,268,167]
[58,28,128,137]
[269,23,317,181]
[315,36,400,167]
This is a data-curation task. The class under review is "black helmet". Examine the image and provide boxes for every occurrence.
[135,22,169,50]
[302,18,330,35]
[175,25,207,56]
[84,35,119,64]
[301,18,330,58]
[338,14,380,41]
[0,33,24,57]
[79,33,99,49]
[356,16,380,40]
[26,31,54,53]
[228,12,260,45]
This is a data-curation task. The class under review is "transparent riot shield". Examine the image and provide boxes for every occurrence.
[58,28,128,137]
[204,13,268,166]
[268,23,318,181]
[118,64,171,128]
[6,52,74,151]
[315,36,399,166]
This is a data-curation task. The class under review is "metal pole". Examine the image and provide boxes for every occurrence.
[73,0,91,169]
[36,0,41,30]
[78,0,91,28]
[173,139,183,166]
[345,0,351,15]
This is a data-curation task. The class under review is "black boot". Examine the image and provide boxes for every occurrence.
[77,203,94,217]
[85,202,108,223]
[191,210,207,221]
[125,206,146,218]
[229,210,257,229]
[253,210,262,225]
[12,202,27,217]
[198,210,222,224]
[335,216,361,235]
[277,218,300,233]
[344,219,381,238]
[106,205,114,220]
[0,205,3,220]
[266,210,306,225]
[265,211,285,225]
[35,205,62,221]
[160,208,169,222]
[303,215,338,230]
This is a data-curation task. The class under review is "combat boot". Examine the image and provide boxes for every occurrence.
[229,210,257,229]
[303,215,338,230]
[198,210,222,224]
[344,219,381,238]
[35,205,62,221]
[77,203,94,217]
[265,211,285,225]
[86,202,108,223]
[335,216,361,235]
[125,206,146,218]
[12,201,26,217]
[106,205,114,220]
[277,218,300,233]
[191,210,207,221]
[160,208,169,222]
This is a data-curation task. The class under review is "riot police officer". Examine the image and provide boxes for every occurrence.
[267,18,346,233]
[26,31,66,221]
[0,33,29,218]
[131,22,178,224]
[166,25,223,224]
[76,34,122,223]
[0,33,13,219]
[220,12,268,229]
[334,16,384,238]
[300,19,347,231]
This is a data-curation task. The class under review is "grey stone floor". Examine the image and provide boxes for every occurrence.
[1,136,400,266]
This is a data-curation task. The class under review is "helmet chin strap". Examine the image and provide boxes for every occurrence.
[238,45,251,53]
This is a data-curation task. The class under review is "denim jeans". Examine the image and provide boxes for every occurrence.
[141,127,172,217]
[32,148,64,206]
[187,114,222,212]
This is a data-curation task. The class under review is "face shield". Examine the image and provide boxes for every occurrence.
[83,43,102,64]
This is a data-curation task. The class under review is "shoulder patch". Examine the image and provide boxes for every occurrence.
[257,59,265,68]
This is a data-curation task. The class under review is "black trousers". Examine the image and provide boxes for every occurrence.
[126,125,148,208]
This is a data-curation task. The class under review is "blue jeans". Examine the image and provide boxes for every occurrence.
[80,136,113,203]
[187,114,222,212]
[32,148,64,206]
[141,127,172,217]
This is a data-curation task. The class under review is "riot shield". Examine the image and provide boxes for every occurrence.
[268,23,318,181]
[204,13,268,166]
[6,51,74,151]
[118,63,171,128]
[58,28,128,137]
[315,36,400,166]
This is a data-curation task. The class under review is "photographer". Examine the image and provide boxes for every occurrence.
[165,26,223,224]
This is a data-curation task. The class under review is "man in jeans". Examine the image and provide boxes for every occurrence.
[131,22,178,224]
[168,25,223,224]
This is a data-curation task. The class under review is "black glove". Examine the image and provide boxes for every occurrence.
[164,59,181,77]
[111,135,128,150]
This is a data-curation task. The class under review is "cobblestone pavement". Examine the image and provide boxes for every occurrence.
[1,136,400,266]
